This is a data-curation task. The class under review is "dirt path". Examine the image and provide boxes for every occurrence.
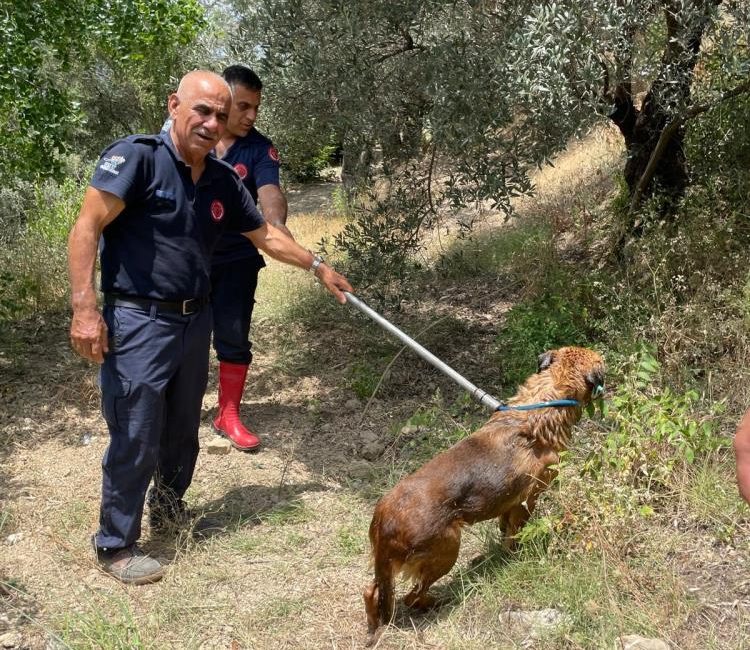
[285,180,339,216]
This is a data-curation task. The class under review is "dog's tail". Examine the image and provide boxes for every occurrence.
[363,513,397,646]
[364,553,395,646]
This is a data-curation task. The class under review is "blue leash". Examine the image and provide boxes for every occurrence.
[496,385,604,411]
[496,399,580,412]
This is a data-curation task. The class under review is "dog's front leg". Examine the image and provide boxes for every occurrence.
[499,504,529,550]
[499,468,557,548]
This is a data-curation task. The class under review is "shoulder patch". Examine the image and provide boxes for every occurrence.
[268,146,280,163]
[99,154,126,176]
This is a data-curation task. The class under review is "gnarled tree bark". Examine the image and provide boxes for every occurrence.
[606,0,721,228]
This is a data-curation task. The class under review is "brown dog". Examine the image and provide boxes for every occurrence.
[363,346,605,644]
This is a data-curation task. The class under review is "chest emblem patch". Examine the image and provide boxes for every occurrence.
[268,146,280,162]
[234,163,248,179]
[210,200,225,222]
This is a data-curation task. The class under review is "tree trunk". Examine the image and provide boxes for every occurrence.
[624,110,688,205]
[341,137,374,203]
[608,0,720,227]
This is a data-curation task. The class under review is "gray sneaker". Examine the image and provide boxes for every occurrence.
[92,536,165,585]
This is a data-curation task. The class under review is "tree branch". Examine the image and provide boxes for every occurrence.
[376,28,423,63]
[426,142,437,215]
[628,118,682,214]
[684,77,750,121]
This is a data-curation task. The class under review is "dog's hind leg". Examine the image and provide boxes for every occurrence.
[403,528,461,610]
[403,580,438,610]
[402,557,455,610]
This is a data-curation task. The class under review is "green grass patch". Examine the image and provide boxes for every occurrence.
[57,597,146,650]
[449,541,688,648]
[258,498,312,526]
[57,500,91,534]
[678,455,747,543]
[347,360,383,400]
[436,220,554,283]
[335,525,367,558]
[0,509,15,537]
[281,531,309,550]
[253,596,308,629]
[227,533,264,556]
[378,393,488,486]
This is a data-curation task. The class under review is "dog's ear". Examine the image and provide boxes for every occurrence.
[537,350,555,372]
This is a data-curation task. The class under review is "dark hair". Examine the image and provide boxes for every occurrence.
[222,65,263,91]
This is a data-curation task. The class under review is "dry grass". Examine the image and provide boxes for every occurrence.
[515,123,624,213]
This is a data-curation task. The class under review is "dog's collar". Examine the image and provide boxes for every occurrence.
[496,399,580,412]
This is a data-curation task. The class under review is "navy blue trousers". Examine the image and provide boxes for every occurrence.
[95,304,211,550]
[210,256,264,365]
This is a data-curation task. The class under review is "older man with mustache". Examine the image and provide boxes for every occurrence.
[68,70,352,584]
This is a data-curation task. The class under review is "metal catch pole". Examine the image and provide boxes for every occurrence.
[344,291,503,411]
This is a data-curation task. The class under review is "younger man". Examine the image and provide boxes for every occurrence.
[211,65,291,451]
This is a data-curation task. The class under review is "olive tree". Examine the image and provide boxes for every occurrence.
[514,0,750,218]
[227,0,749,280]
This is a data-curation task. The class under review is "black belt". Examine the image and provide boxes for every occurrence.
[103,293,208,316]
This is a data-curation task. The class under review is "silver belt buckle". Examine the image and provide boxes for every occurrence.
[182,299,195,315]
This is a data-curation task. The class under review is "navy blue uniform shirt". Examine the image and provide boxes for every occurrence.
[213,128,281,265]
[90,131,264,301]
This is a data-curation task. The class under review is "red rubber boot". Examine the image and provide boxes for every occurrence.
[213,361,260,451]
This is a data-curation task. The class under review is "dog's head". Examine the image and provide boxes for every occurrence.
[537,346,605,404]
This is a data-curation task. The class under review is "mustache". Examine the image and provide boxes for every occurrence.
[193,129,218,140]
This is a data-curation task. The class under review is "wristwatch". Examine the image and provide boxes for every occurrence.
[309,253,324,274]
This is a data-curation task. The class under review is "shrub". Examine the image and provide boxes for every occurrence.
[281,141,339,183]
[494,272,601,391]
[0,179,36,245]
[582,344,729,490]
[0,176,85,319]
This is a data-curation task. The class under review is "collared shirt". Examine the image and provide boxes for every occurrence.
[91,131,264,301]
[213,128,281,265]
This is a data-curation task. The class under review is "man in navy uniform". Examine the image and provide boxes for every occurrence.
[210,65,290,451]
[68,70,352,585]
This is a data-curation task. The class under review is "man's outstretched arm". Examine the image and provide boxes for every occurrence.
[257,184,292,238]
